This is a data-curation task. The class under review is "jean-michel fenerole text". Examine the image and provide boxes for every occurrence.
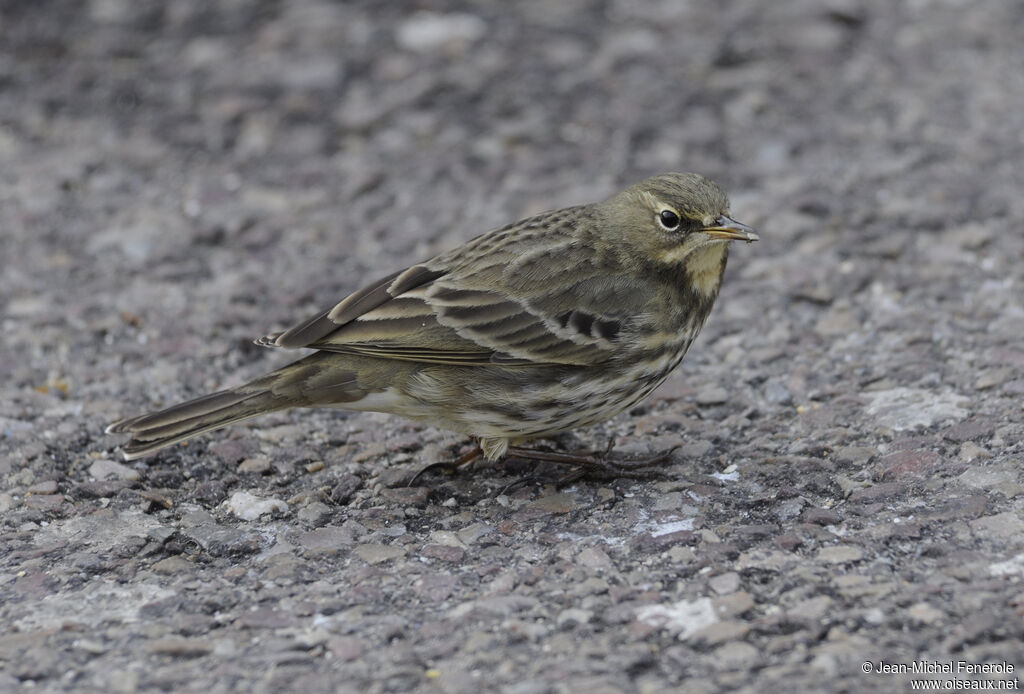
[872,661,1015,676]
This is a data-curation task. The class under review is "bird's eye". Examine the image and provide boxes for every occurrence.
[658,209,681,230]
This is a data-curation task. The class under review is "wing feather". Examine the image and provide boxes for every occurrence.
[257,210,656,367]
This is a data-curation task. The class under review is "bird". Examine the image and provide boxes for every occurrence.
[107,172,758,466]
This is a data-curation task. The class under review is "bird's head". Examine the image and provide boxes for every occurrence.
[598,173,758,286]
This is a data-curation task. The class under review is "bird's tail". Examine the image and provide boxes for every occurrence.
[106,386,285,460]
[107,352,373,460]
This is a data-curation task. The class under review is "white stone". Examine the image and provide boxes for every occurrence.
[395,12,486,53]
[89,459,140,482]
[224,492,287,521]
[865,387,969,431]
[636,597,718,640]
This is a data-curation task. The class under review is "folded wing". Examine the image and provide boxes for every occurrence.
[258,214,651,367]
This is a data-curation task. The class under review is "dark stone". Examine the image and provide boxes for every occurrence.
[848,482,907,503]
[330,474,364,505]
[420,544,465,563]
[380,486,430,508]
[941,420,995,443]
[184,524,263,557]
[877,450,945,480]
[800,507,842,525]
[193,480,228,504]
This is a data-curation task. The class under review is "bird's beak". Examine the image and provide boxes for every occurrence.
[704,215,759,243]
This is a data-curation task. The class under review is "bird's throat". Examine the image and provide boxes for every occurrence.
[684,243,730,298]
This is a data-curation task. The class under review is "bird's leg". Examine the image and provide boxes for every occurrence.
[407,444,483,485]
[493,443,675,494]
[494,474,549,497]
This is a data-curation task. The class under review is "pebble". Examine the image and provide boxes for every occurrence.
[969,512,1024,541]
[690,619,751,646]
[296,501,332,526]
[207,439,259,464]
[787,596,833,620]
[456,522,495,545]
[763,379,793,405]
[151,556,192,574]
[864,387,969,431]
[180,509,216,527]
[327,636,364,662]
[89,459,140,482]
[380,486,430,507]
[421,544,466,562]
[571,577,609,598]
[665,546,697,563]
[144,638,213,657]
[237,457,271,474]
[988,554,1024,578]
[183,524,263,558]
[192,480,227,504]
[73,639,106,655]
[428,531,467,548]
[353,543,406,564]
[957,442,991,462]
[816,545,864,564]
[708,572,741,595]
[412,573,457,602]
[295,526,355,555]
[942,420,995,443]
[957,465,1020,497]
[556,608,593,628]
[713,641,761,669]
[813,307,859,337]
[576,546,614,571]
[833,446,874,464]
[679,440,713,458]
[714,591,755,618]
[635,598,717,640]
[26,480,59,494]
[801,507,841,525]
[395,11,486,53]
[330,474,364,505]
[23,493,64,511]
[235,608,297,630]
[224,491,288,521]
[695,386,729,406]
[736,549,793,572]
[515,493,576,518]
[975,368,1013,390]
[906,602,944,625]
[449,595,538,619]
[878,449,945,480]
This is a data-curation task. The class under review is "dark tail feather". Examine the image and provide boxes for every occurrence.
[106,387,283,460]
[107,352,368,460]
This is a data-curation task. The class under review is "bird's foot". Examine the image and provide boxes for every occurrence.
[408,440,678,491]
[407,445,483,485]
[504,443,678,488]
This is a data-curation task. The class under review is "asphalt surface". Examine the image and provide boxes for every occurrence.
[2,1,1023,693]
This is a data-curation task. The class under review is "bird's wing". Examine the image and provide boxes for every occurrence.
[258,212,652,367]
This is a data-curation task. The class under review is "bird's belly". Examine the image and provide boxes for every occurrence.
[356,348,693,441]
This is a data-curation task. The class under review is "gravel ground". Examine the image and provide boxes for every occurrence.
[2,1,1023,692]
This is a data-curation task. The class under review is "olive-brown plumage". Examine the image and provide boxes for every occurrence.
[107,173,758,461]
